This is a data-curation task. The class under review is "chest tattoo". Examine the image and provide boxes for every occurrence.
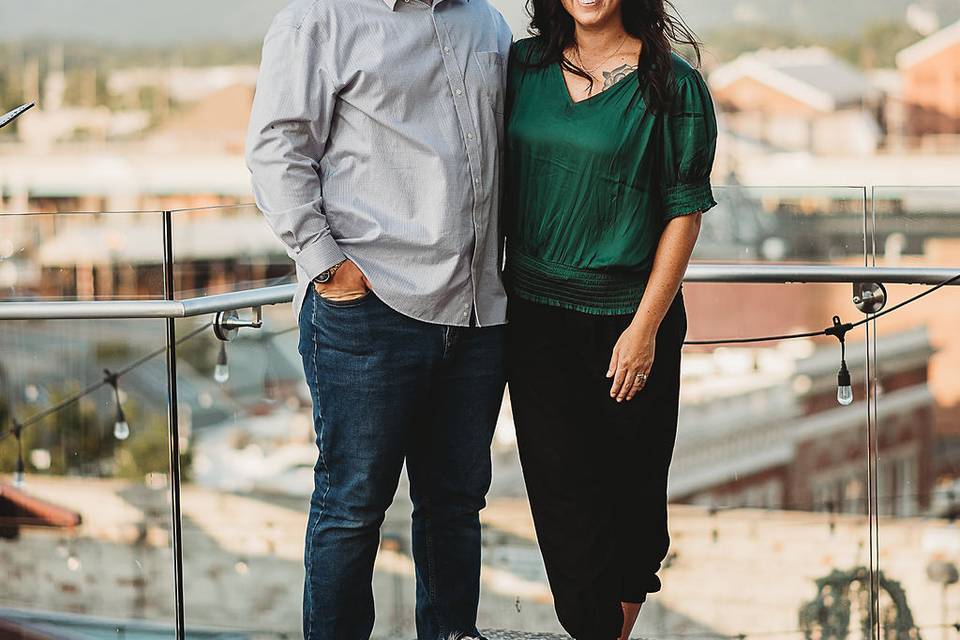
[602,64,638,91]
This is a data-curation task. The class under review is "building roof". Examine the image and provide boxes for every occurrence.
[710,48,874,112]
[148,83,254,153]
[35,215,287,266]
[0,482,82,529]
[897,19,960,69]
[0,148,252,198]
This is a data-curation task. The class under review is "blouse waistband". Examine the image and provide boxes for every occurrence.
[505,248,649,316]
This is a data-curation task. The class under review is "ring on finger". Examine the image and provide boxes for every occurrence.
[634,372,648,386]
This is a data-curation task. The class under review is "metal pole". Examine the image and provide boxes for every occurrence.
[5,265,960,321]
[162,210,186,639]
[861,186,880,640]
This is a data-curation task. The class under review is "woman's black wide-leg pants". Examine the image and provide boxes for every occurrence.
[507,292,687,640]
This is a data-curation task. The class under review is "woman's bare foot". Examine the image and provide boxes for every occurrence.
[620,601,642,640]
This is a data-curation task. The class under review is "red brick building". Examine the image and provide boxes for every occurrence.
[897,20,960,137]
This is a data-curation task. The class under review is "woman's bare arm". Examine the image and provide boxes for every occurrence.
[607,212,702,401]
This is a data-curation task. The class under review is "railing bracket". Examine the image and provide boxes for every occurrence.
[853,282,887,315]
[213,306,263,342]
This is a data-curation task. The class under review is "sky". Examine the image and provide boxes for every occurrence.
[0,0,955,45]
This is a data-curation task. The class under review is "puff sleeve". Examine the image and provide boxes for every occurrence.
[660,69,718,223]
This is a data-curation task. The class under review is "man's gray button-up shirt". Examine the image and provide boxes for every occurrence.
[246,0,512,326]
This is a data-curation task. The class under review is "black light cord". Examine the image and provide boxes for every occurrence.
[2,269,959,449]
[0,321,212,444]
[684,270,960,347]
[684,328,826,346]
[0,271,297,445]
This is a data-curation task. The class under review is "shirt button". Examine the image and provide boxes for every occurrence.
[466,132,474,140]
[443,46,451,53]
[455,88,463,96]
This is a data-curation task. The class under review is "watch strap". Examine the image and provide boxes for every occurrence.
[314,259,347,284]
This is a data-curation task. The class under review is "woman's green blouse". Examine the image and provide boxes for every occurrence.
[503,38,719,315]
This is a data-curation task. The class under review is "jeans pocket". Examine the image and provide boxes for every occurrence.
[317,289,374,309]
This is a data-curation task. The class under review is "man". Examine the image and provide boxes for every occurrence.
[245,1,512,638]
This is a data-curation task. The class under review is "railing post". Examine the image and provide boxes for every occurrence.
[161,210,186,639]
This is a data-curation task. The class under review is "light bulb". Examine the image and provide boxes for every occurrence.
[837,361,853,406]
[214,344,229,384]
[13,426,25,487]
[837,385,854,406]
[114,418,130,441]
[105,370,130,440]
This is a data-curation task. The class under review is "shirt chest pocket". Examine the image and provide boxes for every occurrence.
[474,51,505,115]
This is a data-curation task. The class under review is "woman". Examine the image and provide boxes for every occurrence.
[503,1,717,639]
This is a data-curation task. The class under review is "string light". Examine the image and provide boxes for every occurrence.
[0,277,296,447]
[103,369,130,441]
[825,316,855,406]
[214,343,230,384]
[12,420,24,488]
[2,267,958,488]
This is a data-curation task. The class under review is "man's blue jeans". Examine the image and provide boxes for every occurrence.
[297,288,505,640]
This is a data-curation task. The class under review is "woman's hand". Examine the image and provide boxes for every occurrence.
[313,260,371,301]
[607,322,657,403]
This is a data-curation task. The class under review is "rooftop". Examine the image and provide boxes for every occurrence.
[710,47,875,112]
[897,18,960,69]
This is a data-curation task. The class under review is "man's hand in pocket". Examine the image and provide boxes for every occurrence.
[314,260,372,302]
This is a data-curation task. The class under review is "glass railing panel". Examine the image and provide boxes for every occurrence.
[871,186,960,639]
[703,186,867,265]
[0,316,177,636]
[0,207,178,634]
[169,204,305,635]
[170,204,295,299]
[654,280,875,640]
[171,308,309,636]
[0,209,166,301]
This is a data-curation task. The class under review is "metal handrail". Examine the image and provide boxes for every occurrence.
[1,264,959,320]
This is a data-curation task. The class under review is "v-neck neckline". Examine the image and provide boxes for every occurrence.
[555,63,638,107]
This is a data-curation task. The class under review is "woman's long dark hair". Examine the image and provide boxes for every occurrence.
[523,0,702,111]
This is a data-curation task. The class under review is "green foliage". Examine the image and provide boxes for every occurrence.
[113,408,190,483]
[701,26,808,63]
[799,566,921,640]
[701,19,924,67]
[0,386,109,477]
[94,340,134,362]
[176,324,218,377]
[1,385,190,484]
[831,21,925,68]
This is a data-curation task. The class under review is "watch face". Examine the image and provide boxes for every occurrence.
[316,271,331,284]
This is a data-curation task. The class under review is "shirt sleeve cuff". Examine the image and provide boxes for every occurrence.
[663,180,718,222]
[295,235,347,282]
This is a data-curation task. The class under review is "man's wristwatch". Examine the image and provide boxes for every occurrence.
[314,260,347,285]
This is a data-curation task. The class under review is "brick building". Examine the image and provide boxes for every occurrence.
[897,20,960,138]
[670,327,936,518]
[709,48,882,155]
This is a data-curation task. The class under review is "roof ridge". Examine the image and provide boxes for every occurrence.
[896,18,960,69]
